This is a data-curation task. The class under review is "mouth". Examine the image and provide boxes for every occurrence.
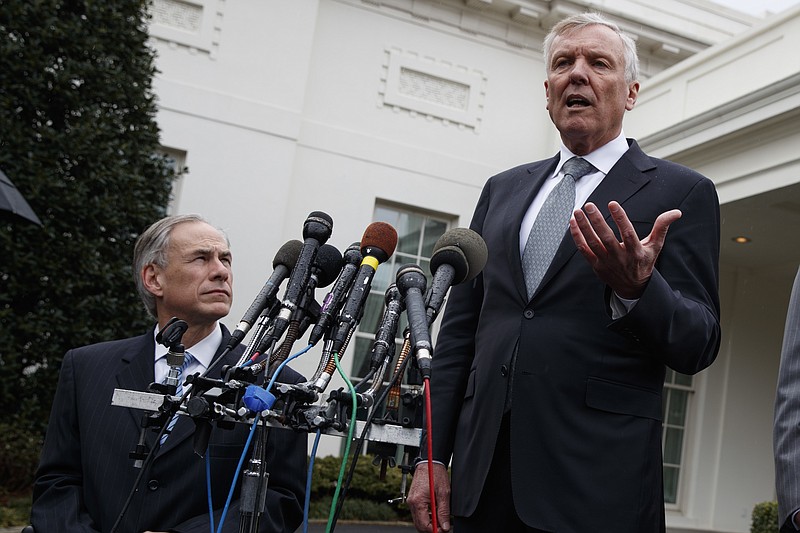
[205,289,230,298]
[566,95,591,108]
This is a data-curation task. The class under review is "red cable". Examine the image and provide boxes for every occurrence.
[424,377,438,533]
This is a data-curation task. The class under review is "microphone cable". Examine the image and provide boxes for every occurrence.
[109,418,173,533]
[205,454,215,533]
[303,429,323,533]
[325,351,358,533]
[329,336,413,530]
[422,376,438,533]
[214,413,260,533]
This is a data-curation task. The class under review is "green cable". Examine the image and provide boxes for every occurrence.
[325,351,358,533]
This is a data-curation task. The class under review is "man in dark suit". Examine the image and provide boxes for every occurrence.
[774,266,800,532]
[407,12,721,533]
[31,214,306,533]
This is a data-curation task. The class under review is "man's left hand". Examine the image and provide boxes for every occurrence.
[570,201,682,299]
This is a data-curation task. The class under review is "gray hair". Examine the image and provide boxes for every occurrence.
[133,214,228,318]
[543,12,640,84]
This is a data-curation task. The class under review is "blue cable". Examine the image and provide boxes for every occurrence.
[303,429,322,533]
[206,454,215,533]
[214,413,259,533]
[265,344,312,392]
[212,343,314,533]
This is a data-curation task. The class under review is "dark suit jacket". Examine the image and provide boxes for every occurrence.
[775,267,800,532]
[31,325,307,533]
[429,140,721,532]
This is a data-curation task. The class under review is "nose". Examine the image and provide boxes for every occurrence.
[569,59,590,84]
[209,255,231,280]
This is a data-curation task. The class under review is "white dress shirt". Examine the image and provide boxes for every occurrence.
[153,324,221,385]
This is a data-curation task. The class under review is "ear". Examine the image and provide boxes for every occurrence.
[544,80,550,110]
[142,264,164,298]
[625,81,640,111]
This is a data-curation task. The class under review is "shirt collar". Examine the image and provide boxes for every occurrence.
[556,131,629,176]
[153,323,221,369]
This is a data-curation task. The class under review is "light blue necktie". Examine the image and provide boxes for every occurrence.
[521,156,596,298]
[160,352,195,445]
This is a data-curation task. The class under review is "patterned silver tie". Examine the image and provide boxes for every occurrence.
[160,351,195,445]
[522,157,595,298]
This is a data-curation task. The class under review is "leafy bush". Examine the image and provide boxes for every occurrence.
[0,423,42,493]
[751,501,779,533]
[309,454,413,522]
[0,492,31,528]
[0,0,175,495]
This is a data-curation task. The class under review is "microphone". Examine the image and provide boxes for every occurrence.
[425,228,488,325]
[368,284,404,373]
[396,264,433,379]
[314,243,346,293]
[226,239,304,351]
[329,222,398,354]
[287,242,343,339]
[308,242,362,346]
[262,211,333,349]
[268,243,343,367]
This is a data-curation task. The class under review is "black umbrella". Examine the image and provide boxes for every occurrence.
[0,169,42,225]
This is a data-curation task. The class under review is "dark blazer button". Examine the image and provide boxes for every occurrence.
[148,479,159,491]
[500,364,509,377]
[523,309,534,319]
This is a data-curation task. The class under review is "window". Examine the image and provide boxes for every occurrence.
[160,147,187,214]
[662,369,693,505]
[349,204,452,382]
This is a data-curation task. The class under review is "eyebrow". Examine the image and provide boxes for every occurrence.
[189,246,232,259]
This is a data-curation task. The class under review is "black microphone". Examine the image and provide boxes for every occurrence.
[308,242,362,346]
[425,228,488,325]
[368,284,404,372]
[269,243,343,367]
[226,239,304,352]
[314,243,346,293]
[262,211,333,349]
[289,242,343,335]
[396,264,432,379]
[329,222,398,354]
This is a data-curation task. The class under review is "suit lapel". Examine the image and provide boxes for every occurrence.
[507,156,559,302]
[584,140,653,222]
[116,331,157,429]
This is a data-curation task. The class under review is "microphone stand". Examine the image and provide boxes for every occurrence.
[238,421,271,532]
[237,342,277,532]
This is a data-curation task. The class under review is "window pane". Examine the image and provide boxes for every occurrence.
[422,219,448,256]
[360,292,387,335]
[374,206,400,227]
[350,336,374,379]
[397,214,423,255]
[663,427,683,465]
[667,389,688,426]
[663,466,679,504]
[661,375,694,507]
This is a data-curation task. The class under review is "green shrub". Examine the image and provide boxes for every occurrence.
[0,0,176,495]
[0,492,31,528]
[309,455,413,522]
[0,423,42,493]
[751,501,779,533]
